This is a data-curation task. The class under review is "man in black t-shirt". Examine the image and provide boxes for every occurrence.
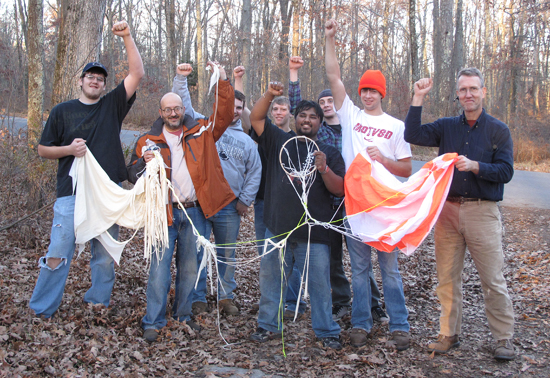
[29,20,144,318]
[248,82,345,350]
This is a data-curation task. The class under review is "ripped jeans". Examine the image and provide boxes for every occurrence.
[29,196,118,318]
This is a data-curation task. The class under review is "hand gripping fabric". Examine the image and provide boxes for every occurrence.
[344,151,458,255]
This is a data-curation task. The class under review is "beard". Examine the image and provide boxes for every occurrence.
[162,114,184,130]
[81,86,102,101]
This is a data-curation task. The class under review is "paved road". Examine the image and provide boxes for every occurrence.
[3,115,549,209]
[410,160,550,209]
[0,115,141,147]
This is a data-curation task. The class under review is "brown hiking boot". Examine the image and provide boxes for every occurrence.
[219,299,240,316]
[389,330,410,351]
[349,328,369,347]
[192,301,209,316]
[428,334,460,354]
[494,339,515,360]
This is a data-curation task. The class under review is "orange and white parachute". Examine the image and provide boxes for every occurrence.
[344,151,458,255]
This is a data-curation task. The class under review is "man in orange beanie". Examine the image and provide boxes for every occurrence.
[324,18,412,351]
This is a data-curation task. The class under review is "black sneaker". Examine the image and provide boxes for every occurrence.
[185,319,201,332]
[332,305,351,321]
[372,306,389,323]
[249,327,275,342]
[320,336,343,350]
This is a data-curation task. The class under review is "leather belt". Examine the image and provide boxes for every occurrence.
[447,196,490,204]
[173,200,200,208]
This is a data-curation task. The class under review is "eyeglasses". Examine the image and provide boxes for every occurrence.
[458,87,480,95]
[84,74,105,83]
[161,106,183,115]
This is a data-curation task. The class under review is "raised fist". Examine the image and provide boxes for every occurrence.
[325,19,338,38]
[176,63,193,77]
[289,56,304,71]
[267,82,284,97]
[112,20,130,37]
[414,78,433,97]
[233,66,245,78]
[207,61,227,81]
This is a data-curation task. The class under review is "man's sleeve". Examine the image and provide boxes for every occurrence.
[403,106,442,147]
[238,140,262,206]
[172,74,207,120]
[257,118,278,160]
[126,135,147,184]
[112,80,137,126]
[336,95,355,132]
[326,146,345,179]
[477,126,514,184]
[288,79,302,115]
[39,106,61,147]
[393,122,413,160]
[209,79,235,142]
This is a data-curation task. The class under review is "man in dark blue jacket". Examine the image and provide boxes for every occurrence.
[404,67,515,361]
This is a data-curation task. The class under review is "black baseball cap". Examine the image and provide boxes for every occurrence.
[82,62,108,77]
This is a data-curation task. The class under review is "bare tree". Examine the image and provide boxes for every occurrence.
[27,0,44,147]
[409,0,419,83]
[51,0,108,105]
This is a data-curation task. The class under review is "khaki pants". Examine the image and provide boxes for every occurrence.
[434,200,514,340]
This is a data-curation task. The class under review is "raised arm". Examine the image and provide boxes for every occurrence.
[250,82,284,137]
[288,56,303,114]
[233,65,252,134]
[172,63,206,119]
[411,78,433,107]
[206,61,234,141]
[112,21,144,101]
[324,19,346,110]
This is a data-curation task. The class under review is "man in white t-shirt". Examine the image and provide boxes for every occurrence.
[325,18,412,351]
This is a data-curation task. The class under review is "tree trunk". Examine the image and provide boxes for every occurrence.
[240,0,252,96]
[196,0,206,110]
[291,0,300,56]
[166,0,177,82]
[449,0,463,110]
[27,0,44,147]
[278,0,293,75]
[51,0,108,105]
[432,0,442,101]
[409,0,419,83]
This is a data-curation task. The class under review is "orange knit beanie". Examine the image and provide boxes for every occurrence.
[357,70,386,98]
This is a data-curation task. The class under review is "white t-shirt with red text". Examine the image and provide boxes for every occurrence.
[337,95,412,171]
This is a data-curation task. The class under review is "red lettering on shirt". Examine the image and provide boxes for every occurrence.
[385,131,393,139]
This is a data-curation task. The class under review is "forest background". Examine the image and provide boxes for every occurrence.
[2,0,550,159]
[0,1,549,376]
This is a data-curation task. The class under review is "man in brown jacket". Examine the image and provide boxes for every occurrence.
[127,61,235,343]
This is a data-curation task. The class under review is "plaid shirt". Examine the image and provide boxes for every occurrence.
[289,79,343,153]
[289,79,343,207]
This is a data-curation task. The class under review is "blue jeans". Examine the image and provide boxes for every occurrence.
[142,206,207,330]
[344,216,409,333]
[257,229,340,338]
[29,196,118,317]
[254,199,267,256]
[285,265,307,314]
[192,200,241,302]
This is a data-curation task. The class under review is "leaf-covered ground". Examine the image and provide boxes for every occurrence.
[0,205,549,377]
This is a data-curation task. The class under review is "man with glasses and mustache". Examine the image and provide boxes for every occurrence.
[404,68,515,360]
[127,62,235,343]
[30,20,144,318]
